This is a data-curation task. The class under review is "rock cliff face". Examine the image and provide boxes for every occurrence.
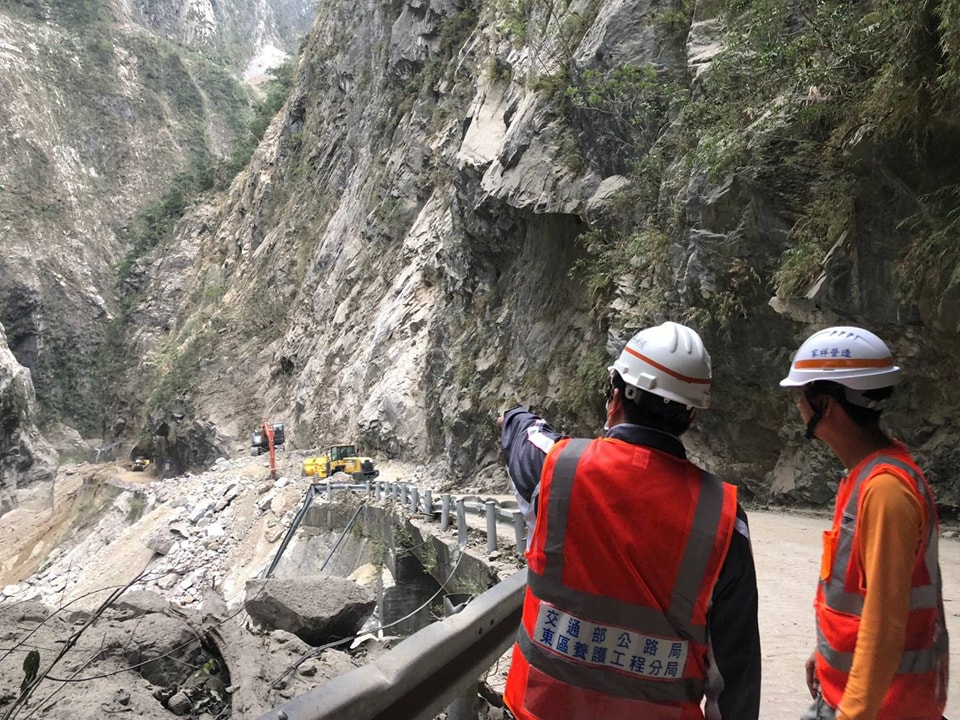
[5,0,960,509]
[0,0,314,484]
[126,0,315,76]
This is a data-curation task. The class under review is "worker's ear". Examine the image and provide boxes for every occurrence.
[606,387,623,418]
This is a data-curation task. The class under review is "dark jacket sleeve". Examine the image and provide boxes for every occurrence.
[500,406,566,504]
[710,503,762,720]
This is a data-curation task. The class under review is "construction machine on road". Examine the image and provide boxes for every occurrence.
[251,422,285,479]
[302,444,378,482]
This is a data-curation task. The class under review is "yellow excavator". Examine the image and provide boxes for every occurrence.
[302,444,378,481]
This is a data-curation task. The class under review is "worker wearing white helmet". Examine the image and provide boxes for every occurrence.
[780,325,902,440]
[781,326,948,720]
[608,319,713,409]
[498,321,760,720]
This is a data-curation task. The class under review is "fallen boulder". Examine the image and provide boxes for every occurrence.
[244,576,376,646]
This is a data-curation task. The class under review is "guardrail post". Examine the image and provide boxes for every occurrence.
[326,480,332,502]
[423,490,433,520]
[440,494,451,531]
[411,487,419,515]
[393,483,400,503]
[365,479,371,496]
[513,511,526,554]
[456,498,467,548]
[485,500,497,555]
[443,593,478,720]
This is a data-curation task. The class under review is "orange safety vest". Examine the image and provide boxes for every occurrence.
[504,436,738,720]
[815,443,948,719]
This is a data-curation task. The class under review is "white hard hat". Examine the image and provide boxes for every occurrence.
[780,326,900,391]
[609,322,712,409]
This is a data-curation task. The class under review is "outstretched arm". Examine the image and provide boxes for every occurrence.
[497,407,566,544]
[498,407,564,502]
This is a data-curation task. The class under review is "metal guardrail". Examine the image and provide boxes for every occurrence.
[256,479,528,720]
[256,569,526,720]
[315,480,527,554]
[265,480,526,580]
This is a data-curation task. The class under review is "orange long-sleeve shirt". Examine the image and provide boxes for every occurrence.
[836,472,925,720]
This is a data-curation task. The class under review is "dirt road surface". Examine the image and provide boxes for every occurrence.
[750,510,960,719]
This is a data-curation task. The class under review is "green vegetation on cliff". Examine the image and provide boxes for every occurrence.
[536,0,960,334]
[700,0,960,307]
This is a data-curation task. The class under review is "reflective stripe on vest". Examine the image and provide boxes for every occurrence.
[817,622,949,674]
[517,438,729,705]
[821,455,941,617]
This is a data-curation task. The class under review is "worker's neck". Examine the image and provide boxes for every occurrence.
[827,425,893,473]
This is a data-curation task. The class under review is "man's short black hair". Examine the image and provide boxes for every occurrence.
[803,381,893,428]
[610,371,694,436]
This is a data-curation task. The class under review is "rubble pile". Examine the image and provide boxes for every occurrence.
[0,455,513,719]
[0,457,308,611]
[0,456,403,718]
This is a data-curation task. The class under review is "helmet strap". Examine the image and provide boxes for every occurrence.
[804,390,828,441]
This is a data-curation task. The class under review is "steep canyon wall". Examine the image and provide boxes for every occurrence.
[4,0,960,508]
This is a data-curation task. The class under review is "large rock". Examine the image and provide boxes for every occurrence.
[244,576,376,646]
[129,0,315,72]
